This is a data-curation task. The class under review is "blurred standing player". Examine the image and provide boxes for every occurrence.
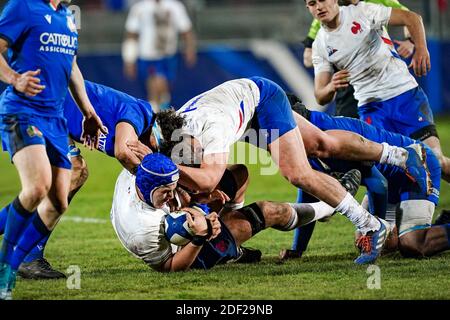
[302,0,412,118]
[122,0,197,111]
[0,0,105,299]
[306,0,450,182]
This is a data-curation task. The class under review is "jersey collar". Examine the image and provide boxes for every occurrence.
[46,0,59,11]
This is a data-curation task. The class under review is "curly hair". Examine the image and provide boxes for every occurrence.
[154,110,186,156]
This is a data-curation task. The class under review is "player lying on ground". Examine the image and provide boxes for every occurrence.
[111,153,362,272]
[280,102,450,260]
[132,76,430,264]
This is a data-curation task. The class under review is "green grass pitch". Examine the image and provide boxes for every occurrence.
[1,119,449,300]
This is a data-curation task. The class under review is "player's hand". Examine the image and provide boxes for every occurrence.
[124,62,137,80]
[394,39,414,59]
[12,69,46,97]
[205,212,221,240]
[176,187,192,208]
[409,46,431,77]
[81,114,108,150]
[126,140,152,161]
[197,189,230,205]
[330,70,350,92]
[184,207,209,237]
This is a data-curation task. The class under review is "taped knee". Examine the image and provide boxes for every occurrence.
[237,203,266,236]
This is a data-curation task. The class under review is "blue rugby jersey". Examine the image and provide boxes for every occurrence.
[64,81,154,157]
[0,0,78,117]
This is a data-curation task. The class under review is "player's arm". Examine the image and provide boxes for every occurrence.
[388,8,430,77]
[114,122,149,173]
[314,70,350,106]
[69,58,107,149]
[178,153,229,193]
[302,19,321,68]
[0,39,45,97]
[158,210,221,272]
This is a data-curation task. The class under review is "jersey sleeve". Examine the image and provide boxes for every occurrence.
[129,228,173,270]
[0,0,29,46]
[125,4,141,34]
[173,1,192,33]
[357,2,392,30]
[312,39,334,75]
[117,103,147,136]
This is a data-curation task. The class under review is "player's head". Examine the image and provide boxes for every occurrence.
[149,110,185,156]
[304,0,340,23]
[135,153,179,209]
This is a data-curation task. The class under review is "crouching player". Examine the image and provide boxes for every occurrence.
[110,153,361,271]
[282,103,450,260]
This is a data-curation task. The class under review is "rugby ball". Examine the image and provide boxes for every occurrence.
[164,211,195,246]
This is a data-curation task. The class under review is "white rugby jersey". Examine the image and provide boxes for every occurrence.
[177,79,260,155]
[125,0,192,59]
[110,169,178,269]
[312,2,417,106]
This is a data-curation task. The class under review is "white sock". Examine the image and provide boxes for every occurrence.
[335,193,381,235]
[379,143,408,169]
[385,203,397,226]
[287,202,335,229]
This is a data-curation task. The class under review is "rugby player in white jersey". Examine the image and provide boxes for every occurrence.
[306,0,450,182]
[111,153,362,271]
[126,76,430,264]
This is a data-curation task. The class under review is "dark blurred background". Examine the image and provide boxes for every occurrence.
[0,0,449,113]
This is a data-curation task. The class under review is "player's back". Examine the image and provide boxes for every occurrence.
[64,81,153,156]
[177,78,259,155]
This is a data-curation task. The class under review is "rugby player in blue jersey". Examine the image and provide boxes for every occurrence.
[280,100,450,261]
[0,0,106,299]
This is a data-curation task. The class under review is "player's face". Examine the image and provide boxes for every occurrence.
[305,0,340,24]
[152,183,177,208]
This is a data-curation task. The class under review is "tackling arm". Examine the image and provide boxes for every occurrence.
[114,122,147,173]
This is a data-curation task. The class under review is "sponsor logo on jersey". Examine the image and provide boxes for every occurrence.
[27,125,43,138]
[44,14,52,24]
[39,32,78,55]
[327,46,338,57]
[351,21,362,34]
[67,16,77,33]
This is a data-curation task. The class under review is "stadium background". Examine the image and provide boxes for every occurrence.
[0,0,449,300]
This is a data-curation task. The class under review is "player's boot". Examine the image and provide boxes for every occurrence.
[233,246,262,264]
[354,218,390,265]
[279,249,303,261]
[403,144,432,196]
[18,258,66,280]
[0,263,12,300]
[334,169,362,197]
[434,210,450,225]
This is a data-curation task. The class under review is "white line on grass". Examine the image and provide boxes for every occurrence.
[61,216,108,224]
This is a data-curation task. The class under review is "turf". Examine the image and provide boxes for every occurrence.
[1,119,449,300]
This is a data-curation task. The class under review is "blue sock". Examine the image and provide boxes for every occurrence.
[8,213,50,271]
[22,233,51,263]
[0,198,35,264]
[0,203,10,235]
[291,190,317,253]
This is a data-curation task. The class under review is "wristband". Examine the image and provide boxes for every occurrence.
[191,235,207,246]
[302,37,314,49]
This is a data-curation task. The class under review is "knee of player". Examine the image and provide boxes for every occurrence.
[53,197,69,215]
[23,183,51,205]
[284,170,315,190]
[72,156,89,180]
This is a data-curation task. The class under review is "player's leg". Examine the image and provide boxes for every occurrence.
[0,145,52,298]
[67,144,89,202]
[422,136,450,182]
[9,166,71,285]
[397,200,450,257]
[218,164,249,214]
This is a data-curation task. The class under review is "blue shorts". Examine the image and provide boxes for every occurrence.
[137,56,178,83]
[0,113,71,169]
[249,77,297,145]
[191,219,239,270]
[358,87,437,141]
